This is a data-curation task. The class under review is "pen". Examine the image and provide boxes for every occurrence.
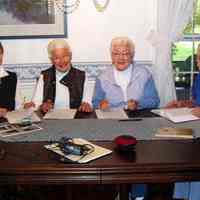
[118,118,142,122]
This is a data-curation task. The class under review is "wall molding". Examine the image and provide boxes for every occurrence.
[3,61,153,82]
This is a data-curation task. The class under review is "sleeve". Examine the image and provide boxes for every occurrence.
[82,74,95,105]
[138,76,160,109]
[31,74,44,110]
[92,78,106,109]
[192,75,198,100]
[15,80,24,110]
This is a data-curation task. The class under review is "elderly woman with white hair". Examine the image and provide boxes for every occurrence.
[92,36,160,111]
[92,36,160,199]
[26,39,93,113]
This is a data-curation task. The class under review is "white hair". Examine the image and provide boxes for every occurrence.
[110,37,135,55]
[47,39,72,58]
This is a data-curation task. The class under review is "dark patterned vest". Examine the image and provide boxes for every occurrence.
[42,66,85,109]
[0,71,17,111]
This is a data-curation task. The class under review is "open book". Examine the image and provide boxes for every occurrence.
[155,127,194,139]
[151,108,199,123]
[44,138,112,163]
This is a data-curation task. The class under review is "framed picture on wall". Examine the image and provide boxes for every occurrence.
[0,0,67,39]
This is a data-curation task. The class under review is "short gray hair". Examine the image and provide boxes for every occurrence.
[47,39,72,58]
[110,37,135,55]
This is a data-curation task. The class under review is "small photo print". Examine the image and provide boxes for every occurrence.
[0,126,9,132]
[21,124,42,132]
[0,123,42,137]
[0,129,18,137]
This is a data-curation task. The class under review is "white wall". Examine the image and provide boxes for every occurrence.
[1,0,156,64]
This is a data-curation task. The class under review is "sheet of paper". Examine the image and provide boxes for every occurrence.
[44,138,112,163]
[43,109,76,119]
[151,108,199,123]
[0,123,42,137]
[95,109,128,119]
[6,109,41,124]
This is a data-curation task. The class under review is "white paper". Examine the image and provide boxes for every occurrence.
[43,109,76,119]
[95,109,128,119]
[44,138,112,163]
[6,109,41,124]
[151,108,199,123]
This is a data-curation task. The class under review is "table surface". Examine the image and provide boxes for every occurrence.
[0,109,200,186]
[1,109,200,142]
[0,139,200,185]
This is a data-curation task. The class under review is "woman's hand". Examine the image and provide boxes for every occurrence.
[0,107,8,118]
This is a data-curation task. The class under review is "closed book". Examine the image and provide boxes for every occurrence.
[155,127,194,139]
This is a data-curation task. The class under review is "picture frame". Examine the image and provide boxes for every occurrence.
[0,0,67,39]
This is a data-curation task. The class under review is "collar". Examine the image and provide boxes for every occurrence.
[56,67,70,79]
[0,66,8,78]
[109,63,134,86]
[113,63,132,77]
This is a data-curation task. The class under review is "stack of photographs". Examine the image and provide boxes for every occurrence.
[0,122,42,137]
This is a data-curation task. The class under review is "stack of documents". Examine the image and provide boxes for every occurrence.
[45,138,112,163]
[6,109,41,124]
[96,109,128,119]
[151,108,199,123]
[43,109,76,119]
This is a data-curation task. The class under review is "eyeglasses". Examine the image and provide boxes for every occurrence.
[112,52,131,58]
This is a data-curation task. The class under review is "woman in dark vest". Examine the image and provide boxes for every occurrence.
[25,39,93,114]
[0,42,18,118]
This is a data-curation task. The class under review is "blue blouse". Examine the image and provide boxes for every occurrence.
[174,72,200,200]
[192,72,200,106]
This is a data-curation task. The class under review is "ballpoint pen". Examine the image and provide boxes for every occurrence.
[118,118,142,122]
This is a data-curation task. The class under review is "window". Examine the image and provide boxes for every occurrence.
[172,0,200,100]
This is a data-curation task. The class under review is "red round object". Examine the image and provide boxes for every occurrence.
[115,135,137,146]
[114,135,137,152]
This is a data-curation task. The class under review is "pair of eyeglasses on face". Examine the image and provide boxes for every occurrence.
[112,52,131,58]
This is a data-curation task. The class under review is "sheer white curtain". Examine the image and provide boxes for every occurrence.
[147,0,196,107]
